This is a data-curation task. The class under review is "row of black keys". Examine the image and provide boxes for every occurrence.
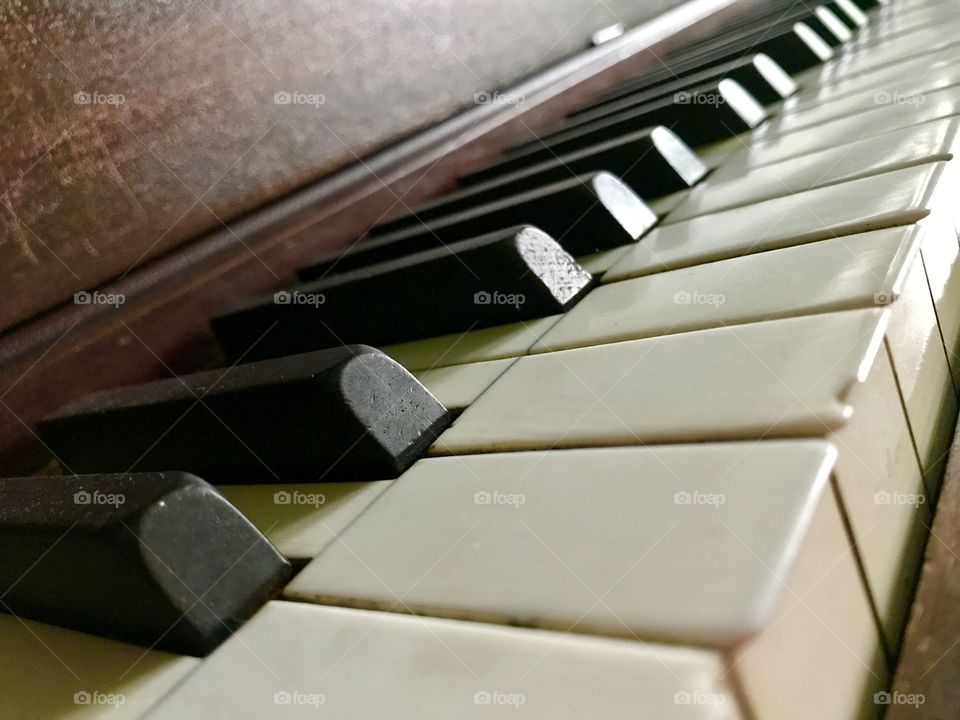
[211,0,877,358]
[1,0,877,658]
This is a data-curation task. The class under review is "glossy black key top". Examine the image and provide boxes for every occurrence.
[39,346,450,484]
[298,172,655,280]
[373,127,703,235]
[0,471,290,656]
[213,226,593,357]
[497,80,765,168]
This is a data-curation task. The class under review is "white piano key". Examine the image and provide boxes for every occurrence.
[883,233,957,494]
[434,309,888,453]
[0,614,198,720]
[807,25,960,84]
[786,54,955,112]
[668,118,957,220]
[575,246,632,275]
[534,227,917,353]
[437,307,928,655]
[915,178,960,388]
[756,69,960,141]
[414,358,516,410]
[604,163,941,281]
[711,86,960,178]
[288,442,885,720]
[827,337,929,654]
[219,481,392,561]
[144,601,742,720]
[382,315,561,370]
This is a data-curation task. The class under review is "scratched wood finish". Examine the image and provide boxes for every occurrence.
[889,410,960,720]
[0,0,688,333]
[0,0,759,473]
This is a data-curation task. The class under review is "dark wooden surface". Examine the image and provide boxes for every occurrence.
[890,412,960,719]
[0,0,694,333]
[0,0,760,474]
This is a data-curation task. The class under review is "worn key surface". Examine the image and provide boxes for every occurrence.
[298,173,654,280]
[0,472,290,656]
[215,227,593,358]
[39,346,450,484]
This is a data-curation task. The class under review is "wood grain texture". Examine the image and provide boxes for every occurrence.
[0,0,692,332]
[889,410,960,720]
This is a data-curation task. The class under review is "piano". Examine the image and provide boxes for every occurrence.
[1,0,959,716]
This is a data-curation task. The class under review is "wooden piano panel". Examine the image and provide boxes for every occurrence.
[0,0,694,333]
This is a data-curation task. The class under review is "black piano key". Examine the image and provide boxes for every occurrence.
[213,226,593,357]
[612,20,830,94]
[570,54,795,117]
[670,22,834,81]
[802,10,850,47]
[494,80,763,175]
[0,472,290,656]
[758,23,835,73]
[297,172,655,280]
[39,346,450,484]
[824,1,866,29]
[369,128,702,236]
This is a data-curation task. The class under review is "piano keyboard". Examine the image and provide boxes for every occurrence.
[4,0,960,717]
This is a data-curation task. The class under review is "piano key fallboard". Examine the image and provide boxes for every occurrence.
[4,0,960,717]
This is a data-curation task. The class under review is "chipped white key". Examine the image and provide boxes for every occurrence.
[144,601,742,720]
[383,316,561,370]
[712,87,960,178]
[414,358,516,410]
[668,118,957,220]
[288,442,884,720]
[219,482,392,561]
[0,614,198,720]
[435,309,889,453]
[605,163,941,281]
